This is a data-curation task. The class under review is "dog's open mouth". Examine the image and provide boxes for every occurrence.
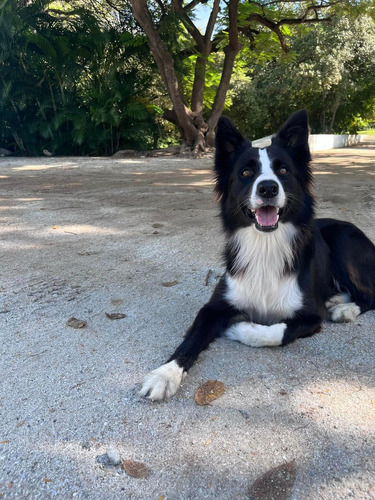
[245,205,282,232]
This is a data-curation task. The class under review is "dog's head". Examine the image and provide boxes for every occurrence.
[215,110,314,233]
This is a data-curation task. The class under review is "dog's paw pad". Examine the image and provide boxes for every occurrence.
[328,303,360,323]
[139,360,184,401]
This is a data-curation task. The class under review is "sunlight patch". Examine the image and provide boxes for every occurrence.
[50,225,121,235]
[292,380,375,433]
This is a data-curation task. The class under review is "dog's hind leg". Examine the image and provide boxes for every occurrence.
[139,299,239,401]
[319,219,375,318]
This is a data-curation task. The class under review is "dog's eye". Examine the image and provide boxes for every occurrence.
[278,167,288,175]
[241,169,253,178]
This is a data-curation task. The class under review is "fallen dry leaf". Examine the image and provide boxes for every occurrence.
[121,459,150,479]
[152,223,164,228]
[66,317,86,329]
[195,380,225,405]
[162,280,178,287]
[248,460,296,500]
[105,312,126,320]
[1,440,10,444]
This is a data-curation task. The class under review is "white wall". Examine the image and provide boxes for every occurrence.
[252,134,368,152]
[308,134,367,152]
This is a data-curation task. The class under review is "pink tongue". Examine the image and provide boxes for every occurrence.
[255,206,278,226]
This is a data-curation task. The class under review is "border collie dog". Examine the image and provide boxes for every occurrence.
[140,110,375,401]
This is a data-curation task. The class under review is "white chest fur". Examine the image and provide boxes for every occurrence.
[225,223,303,324]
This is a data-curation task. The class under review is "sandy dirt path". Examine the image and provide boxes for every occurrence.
[1,142,374,499]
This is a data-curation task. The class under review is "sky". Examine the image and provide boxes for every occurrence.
[194,3,215,33]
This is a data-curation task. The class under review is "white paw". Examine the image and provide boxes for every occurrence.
[139,360,185,401]
[325,293,350,309]
[328,303,360,323]
[225,321,286,347]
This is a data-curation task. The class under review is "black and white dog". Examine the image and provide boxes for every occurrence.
[140,110,375,401]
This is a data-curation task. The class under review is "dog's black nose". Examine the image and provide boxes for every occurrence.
[257,180,279,198]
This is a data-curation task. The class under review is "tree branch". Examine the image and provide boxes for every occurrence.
[204,0,220,42]
[207,0,240,141]
[103,0,123,14]
[246,12,288,52]
[247,0,343,7]
[155,0,167,16]
[171,1,204,48]
[183,0,204,12]
[244,0,344,52]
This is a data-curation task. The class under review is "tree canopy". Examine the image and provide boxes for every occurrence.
[1,0,374,155]
[229,14,375,136]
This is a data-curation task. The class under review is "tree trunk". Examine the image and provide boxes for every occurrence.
[130,0,197,144]
[130,0,239,153]
[328,95,341,133]
[191,55,208,114]
[190,0,219,115]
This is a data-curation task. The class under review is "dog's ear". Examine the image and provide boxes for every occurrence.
[273,109,310,162]
[215,116,245,158]
[214,117,247,199]
[273,110,312,188]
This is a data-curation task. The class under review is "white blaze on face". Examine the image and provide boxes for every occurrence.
[250,148,286,209]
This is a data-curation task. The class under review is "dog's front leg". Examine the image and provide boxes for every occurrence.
[139,302,238,401]
[225,312,322,347]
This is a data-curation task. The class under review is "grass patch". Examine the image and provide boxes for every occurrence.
[358,129,375,135]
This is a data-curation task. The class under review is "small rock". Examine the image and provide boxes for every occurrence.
[0,147,12,156]
[106,446,121,466]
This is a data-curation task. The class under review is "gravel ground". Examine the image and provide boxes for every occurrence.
[1,142,375,499]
